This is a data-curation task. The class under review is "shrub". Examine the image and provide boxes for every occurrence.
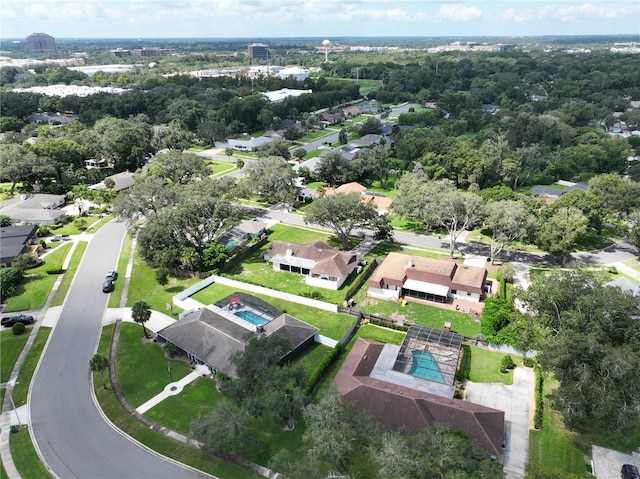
[500,355,515,373]
[74,218,87,230]
[12,322,26,335]
[523,357,535,368]
[46,268,65,275]
[39,239,47,249]
[0,267,23,300]
[37,225,51,237]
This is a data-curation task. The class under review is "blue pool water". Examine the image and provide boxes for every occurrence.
[409,350,445,383]
[235,310,270,327]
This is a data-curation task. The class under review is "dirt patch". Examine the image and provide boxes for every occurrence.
[390,312,407,322]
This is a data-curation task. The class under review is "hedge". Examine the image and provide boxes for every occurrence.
[306,342,343,395]
[344,258,379,302]
[533,363,544,429]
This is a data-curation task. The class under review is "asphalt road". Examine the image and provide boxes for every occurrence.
[29,219,209,479]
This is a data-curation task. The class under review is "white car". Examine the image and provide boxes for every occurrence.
[106,270,117,281]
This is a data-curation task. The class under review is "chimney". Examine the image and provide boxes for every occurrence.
[407,260,413,268]
[286,248,293,256]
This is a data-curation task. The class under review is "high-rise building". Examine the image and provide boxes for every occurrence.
[247,43,269,60]
[26,33,57,55]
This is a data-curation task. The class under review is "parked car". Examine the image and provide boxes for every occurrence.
[1,314,34,327]
[622,464,640,479]
[105,270,117,281]
[51,234,70,242]
[102,280,114,293]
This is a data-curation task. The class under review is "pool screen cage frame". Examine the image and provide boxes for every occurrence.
[214,291,283,321]
[392,325,462,386]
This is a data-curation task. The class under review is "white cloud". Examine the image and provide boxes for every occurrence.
[498,8,534,24]
[434,4,485,22]
[538,2,636,21]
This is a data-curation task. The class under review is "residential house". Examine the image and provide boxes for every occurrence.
[342,105,362,117]
[227,136,272,152]
[368,252,487,303]
[263,239,360,290]
[0,224,39,265]
[334,334,505,458]
[324,182,392,214]
[157,293,318,378]
[0,194,66,225]
[321,113,343,125]
[218,218,269,252]
[89,171,135,192]
[348,134,382,148]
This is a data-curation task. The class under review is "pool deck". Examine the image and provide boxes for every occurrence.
[370,344,455,399]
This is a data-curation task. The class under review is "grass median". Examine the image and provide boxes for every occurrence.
[0,331,30,383]
[51,241,88,306]
[12,328,51,407]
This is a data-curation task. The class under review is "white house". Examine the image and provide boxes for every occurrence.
[263,240,360,290]
[227,136,272,151]
[368,252,487,303]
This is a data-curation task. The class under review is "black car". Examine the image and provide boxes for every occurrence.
[622,464,640,479]
[1,314,34,327]
[102,280,114,293]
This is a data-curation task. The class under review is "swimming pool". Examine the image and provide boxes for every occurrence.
[235,310,270,327]
[409,350,445,383]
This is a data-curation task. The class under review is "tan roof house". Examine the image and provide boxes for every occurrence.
[324,182,393,214]
[263,239,360,290]
[368,252,487,303]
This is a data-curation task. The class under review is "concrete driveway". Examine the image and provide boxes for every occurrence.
[592,445,640,479]
[465,367,533,479]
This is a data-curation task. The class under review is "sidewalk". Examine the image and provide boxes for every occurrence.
[136,365,210,414]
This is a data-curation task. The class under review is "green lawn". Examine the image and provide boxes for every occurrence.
[51,241,88,306]
[460,345,517,385]
[116,323,193,407]
[298,129,334,142]
[209,161,237,177]
[12,328,51,406]
[529,375,591,476]
[192,283,354,341]
[352,291,481,338]
[85,214,115,233]
[0,331,29,383]
[3,243,73,312]
[108,233,134,308]
[10,426,52,479]
[145,378,224,433]
[94,325,260,479]
[125,245,200,312]
[266,223,330,244]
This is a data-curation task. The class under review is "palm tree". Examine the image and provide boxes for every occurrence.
[224,147,234,163]
[89,353,109,390]
[131,300,152,338]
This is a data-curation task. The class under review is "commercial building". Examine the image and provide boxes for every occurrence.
[247,43,270,60]
[26,33,57,55]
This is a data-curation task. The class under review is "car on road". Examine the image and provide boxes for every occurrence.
[105,270,117,281]
[1,314,35,327]
[102,280,114,293]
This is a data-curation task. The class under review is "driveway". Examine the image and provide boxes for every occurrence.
[465,367,533,479]
[592,445,640,479]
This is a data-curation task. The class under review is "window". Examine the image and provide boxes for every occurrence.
[451,290,457,294]
[466,291,472,296]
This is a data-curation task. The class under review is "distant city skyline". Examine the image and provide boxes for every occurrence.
[1,0,639,40]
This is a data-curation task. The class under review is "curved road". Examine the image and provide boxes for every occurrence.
[29,220,209,479]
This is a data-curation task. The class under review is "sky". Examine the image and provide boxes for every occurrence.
[1,0,639,40]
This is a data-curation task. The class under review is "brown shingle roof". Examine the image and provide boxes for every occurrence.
[369,252,486,294]
[334,338,505,457]
[264,240,359,278]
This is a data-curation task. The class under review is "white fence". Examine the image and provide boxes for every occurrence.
[172,274,338,313]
